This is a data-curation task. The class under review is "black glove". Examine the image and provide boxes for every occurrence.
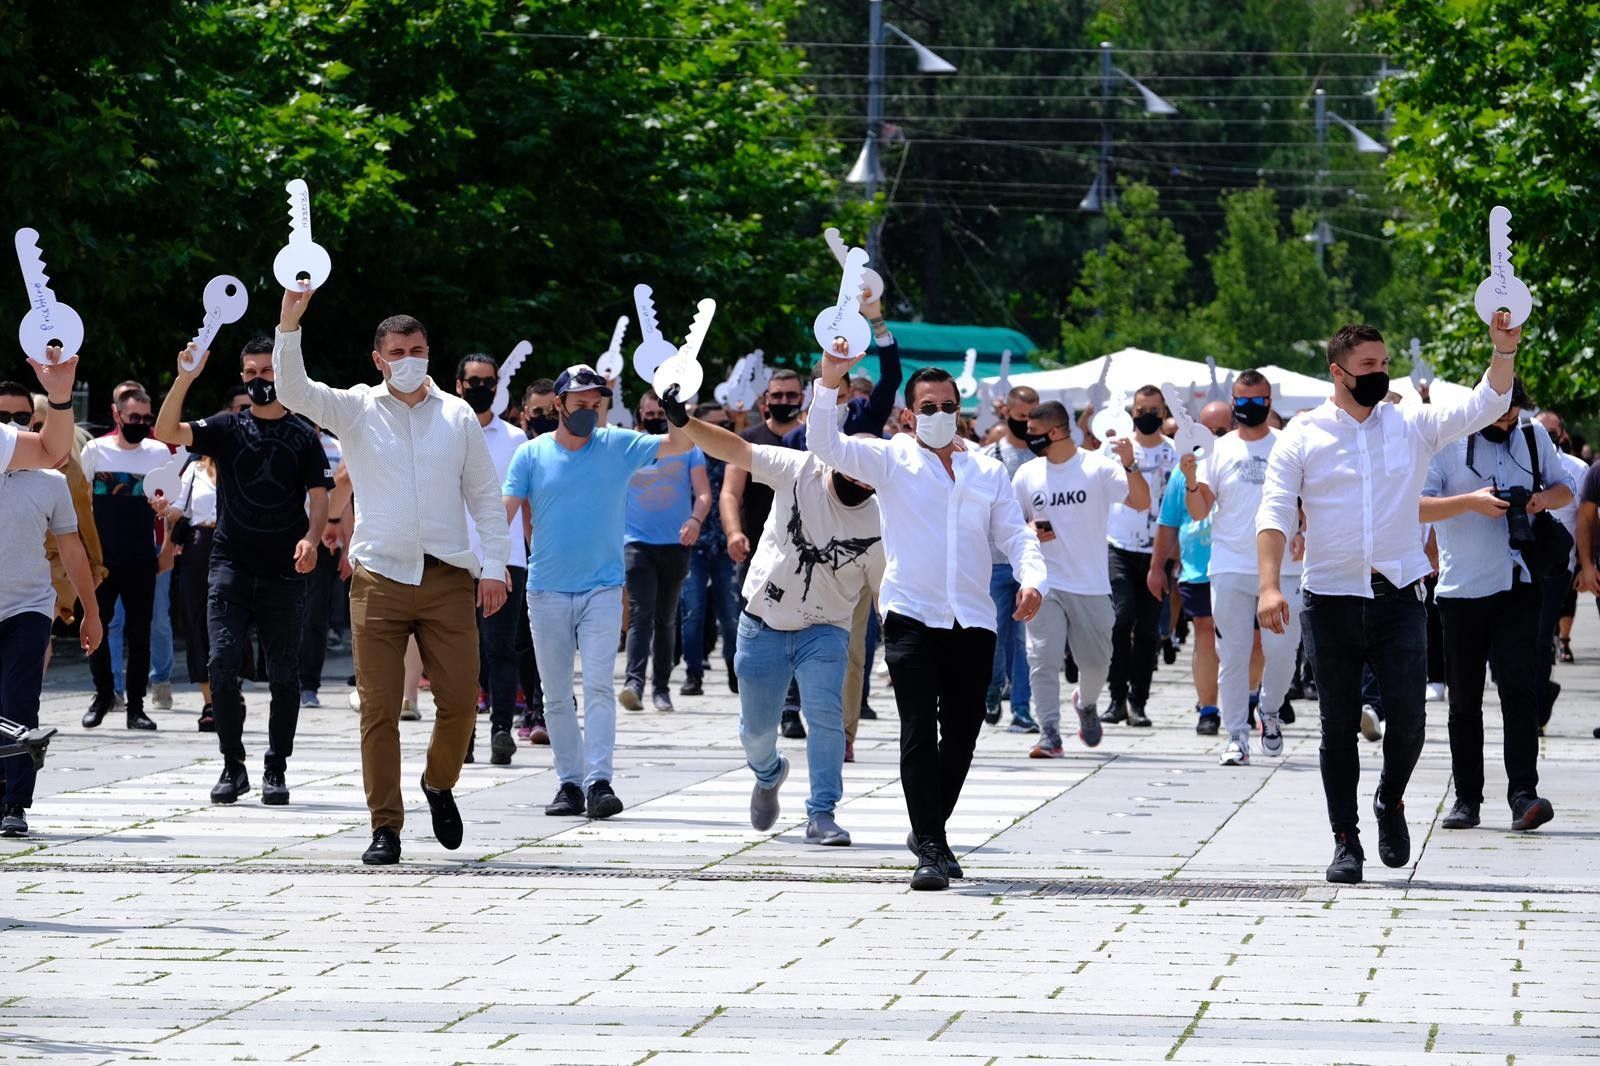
[661,384,690,428]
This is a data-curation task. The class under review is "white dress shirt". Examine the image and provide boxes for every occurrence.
[467,415,527,571]
[1257,373,1510,597]
[273,327,509,586]
[807,383,1046,630]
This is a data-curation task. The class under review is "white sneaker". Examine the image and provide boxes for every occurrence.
[1425,682,1446,703]
[400,698,422,721]
[1259,714,1284,757]
[151,681,173,710]
[1360,705,1385,742]
[1219,735,1250,766]
[347,690,362,712]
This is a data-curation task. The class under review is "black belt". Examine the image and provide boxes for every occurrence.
[1369,572,1420,598]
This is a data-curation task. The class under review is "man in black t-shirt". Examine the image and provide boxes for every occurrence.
[155,337,332,806]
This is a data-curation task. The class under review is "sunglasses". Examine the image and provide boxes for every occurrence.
[460,376,497,389]
[1233,396,1269,407]
[120,413,156,425]
[563,370,607,390]
[916,401,960,416]
[0,411,34,426]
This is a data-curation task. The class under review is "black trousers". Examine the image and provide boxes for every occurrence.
[88,558,157,710]
[298,543,339,692]
[0,612,52,807]
[478,564,527,733]
[1301,577,1428,835]
[882,612,996,849]
[209,557,307,773]
[1438,581,1543,809]
[1107,546,1161,707]
[514,582,543,717]
[180,528,214,685]
[624,542,691,694]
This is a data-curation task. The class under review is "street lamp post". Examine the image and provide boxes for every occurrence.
[1310,87,1387,267]
[1080,41,1179,213]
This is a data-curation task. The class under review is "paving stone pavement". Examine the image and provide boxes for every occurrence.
[4,611,1600,1063]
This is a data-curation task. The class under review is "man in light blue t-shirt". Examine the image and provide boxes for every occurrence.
[621,391,709,713]
[502,365,697,820]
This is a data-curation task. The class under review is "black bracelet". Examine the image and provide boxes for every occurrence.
[48,398,73,411]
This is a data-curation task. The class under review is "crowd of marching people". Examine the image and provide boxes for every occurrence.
[0,268,1583,888]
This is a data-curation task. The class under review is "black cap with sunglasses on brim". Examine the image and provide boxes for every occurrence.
[555,364,613,399]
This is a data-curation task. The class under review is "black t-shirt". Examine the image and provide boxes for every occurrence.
[738,422,789,540]
[187,411,333,575]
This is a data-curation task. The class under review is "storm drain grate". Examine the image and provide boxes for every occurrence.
[1035,880,1307,900]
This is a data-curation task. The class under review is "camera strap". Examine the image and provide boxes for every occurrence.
[1523,424,1544,492]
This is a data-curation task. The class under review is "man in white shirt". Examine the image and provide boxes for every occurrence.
[454,354,529,766]
[273,287,510,867]
[980,385,1041,732]
[1191,370,1297,766]
[662,385,884,846]
[1014,402,1148,757]
[1101,386,1178,728]
[809,344,1044,892]
[1257,316,1517,884]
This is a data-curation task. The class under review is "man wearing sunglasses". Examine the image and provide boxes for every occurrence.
[1189,372,1300,767]
[809,339,1044,891]
[503,364,697,822]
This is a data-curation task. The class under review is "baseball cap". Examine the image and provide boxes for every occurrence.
[554,364,613,398]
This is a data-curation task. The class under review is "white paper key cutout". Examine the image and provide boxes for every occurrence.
[1161,382,1214,461]
[272,179,333,292]
[813,244,873,358]
[1474,205,1532,328]
[14,228,84,365]
[632,285,680,384]
[596,315,628,381]
[823,228,884,304]
[653,298,717,401]
[956,348,979,399]
[1086,351,1113,410]
[1408,337,1434,390]
[183,275,249,372]
[1091,407,1134,443]
[494,340,531,417]
[143,447,190,508]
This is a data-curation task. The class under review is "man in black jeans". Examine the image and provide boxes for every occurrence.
[1421,380,1565,832]
[1258,317,1517,884]
[155,337,332,805]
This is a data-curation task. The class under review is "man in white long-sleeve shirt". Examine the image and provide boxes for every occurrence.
[809,341,1045,892]
[1256,315,1518,885]
[273,288,510,866]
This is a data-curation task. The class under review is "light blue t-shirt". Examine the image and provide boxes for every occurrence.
[503,427,662,592]
[625,446,705,545]
[1158,468,1212,585]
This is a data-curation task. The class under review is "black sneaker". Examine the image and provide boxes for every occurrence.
[261,770,289,806]
[127,709,158,731]
[679,675,704,696]
[729,675,739,694]
[1279,699,1296,725]
[1511,796,1555,832]
[1440,797,1479,829]
[0,804,27,838]
[362,827,401,865]
[82,695,114,729]
[1006,716,1040,735]
[586,780,625,820]
[420,773,464,849]
[909,840,949,891]
[1326,831,1363,884]
[1195,711,1220,736]
[984,687,1003,725]
[781,711,807,740]
[210,764,250,804]
[544,782,585,816]
[1374,795,1410,867]
[197,704,216,732]
[1100,698,1128,724]
[489,729,516,766]
[905,830,962,879]
[859,705,877,720]
[1126,703,1152,728]
[1162,638,1177,665]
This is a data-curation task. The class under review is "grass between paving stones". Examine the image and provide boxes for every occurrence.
[1166,1000,1209,1060]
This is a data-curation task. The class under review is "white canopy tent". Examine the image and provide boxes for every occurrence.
[978,347,1222,412]
[1257,364,1333,416]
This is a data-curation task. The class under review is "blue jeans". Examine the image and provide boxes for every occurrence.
[734,613,848,818]
[682,545,739,677]
[986,563,1031,718]
[529,586,624,789]
[107,568,175,691]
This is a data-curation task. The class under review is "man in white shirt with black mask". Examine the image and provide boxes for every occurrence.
[809,342,1044,892]
[1257,315,1517,885]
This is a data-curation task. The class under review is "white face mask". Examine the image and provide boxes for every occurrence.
[915,410,958,449]
[385,356,429,393]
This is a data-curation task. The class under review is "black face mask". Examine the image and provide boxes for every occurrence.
[119,423,151,445]
[244,377,277,407]
[1232,401,1269,428]
[461,384,495,413]
[1025,432,1055,457]
[831,471,875,507]
[767,402,801,424]
[563,407,599,438]
[1338,366,1391,408]
[1132,413,1163,435]
[640,417,669,435]
[1007,417,1031,440]
[527,412,559,436]
[1480,424,1512,445]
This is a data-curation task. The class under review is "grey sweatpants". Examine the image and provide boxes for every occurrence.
[1211,570,1301,742]
[1026,590,1115,738]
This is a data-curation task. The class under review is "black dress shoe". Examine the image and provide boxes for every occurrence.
[1279,700,1296,725]
[1326,831,1364,884]
[1374,796,1410,867]
[905,831,963,880]
[679,675,704,697]
[1100,699,1128,724]
[362,827,401,865]
[1440,797,1479,829]
[489,729,515,766]
[197,704,216,732]
[1195,713,1220,736]
[127,709,158,731]
[729,675,739,694]
[586,780,624,820]
[910,841,949,891]
[210,764,250,804]
[420,773,463,849]
[781,711,807,740]
[1126,704,1152,728]
[261,769,289,806]
[1511,796,1554,832]
[859,705,877,720]
[82,696,113,729]
[545,782,585,816]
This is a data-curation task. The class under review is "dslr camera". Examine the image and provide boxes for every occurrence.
[1493,485,1536,550]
